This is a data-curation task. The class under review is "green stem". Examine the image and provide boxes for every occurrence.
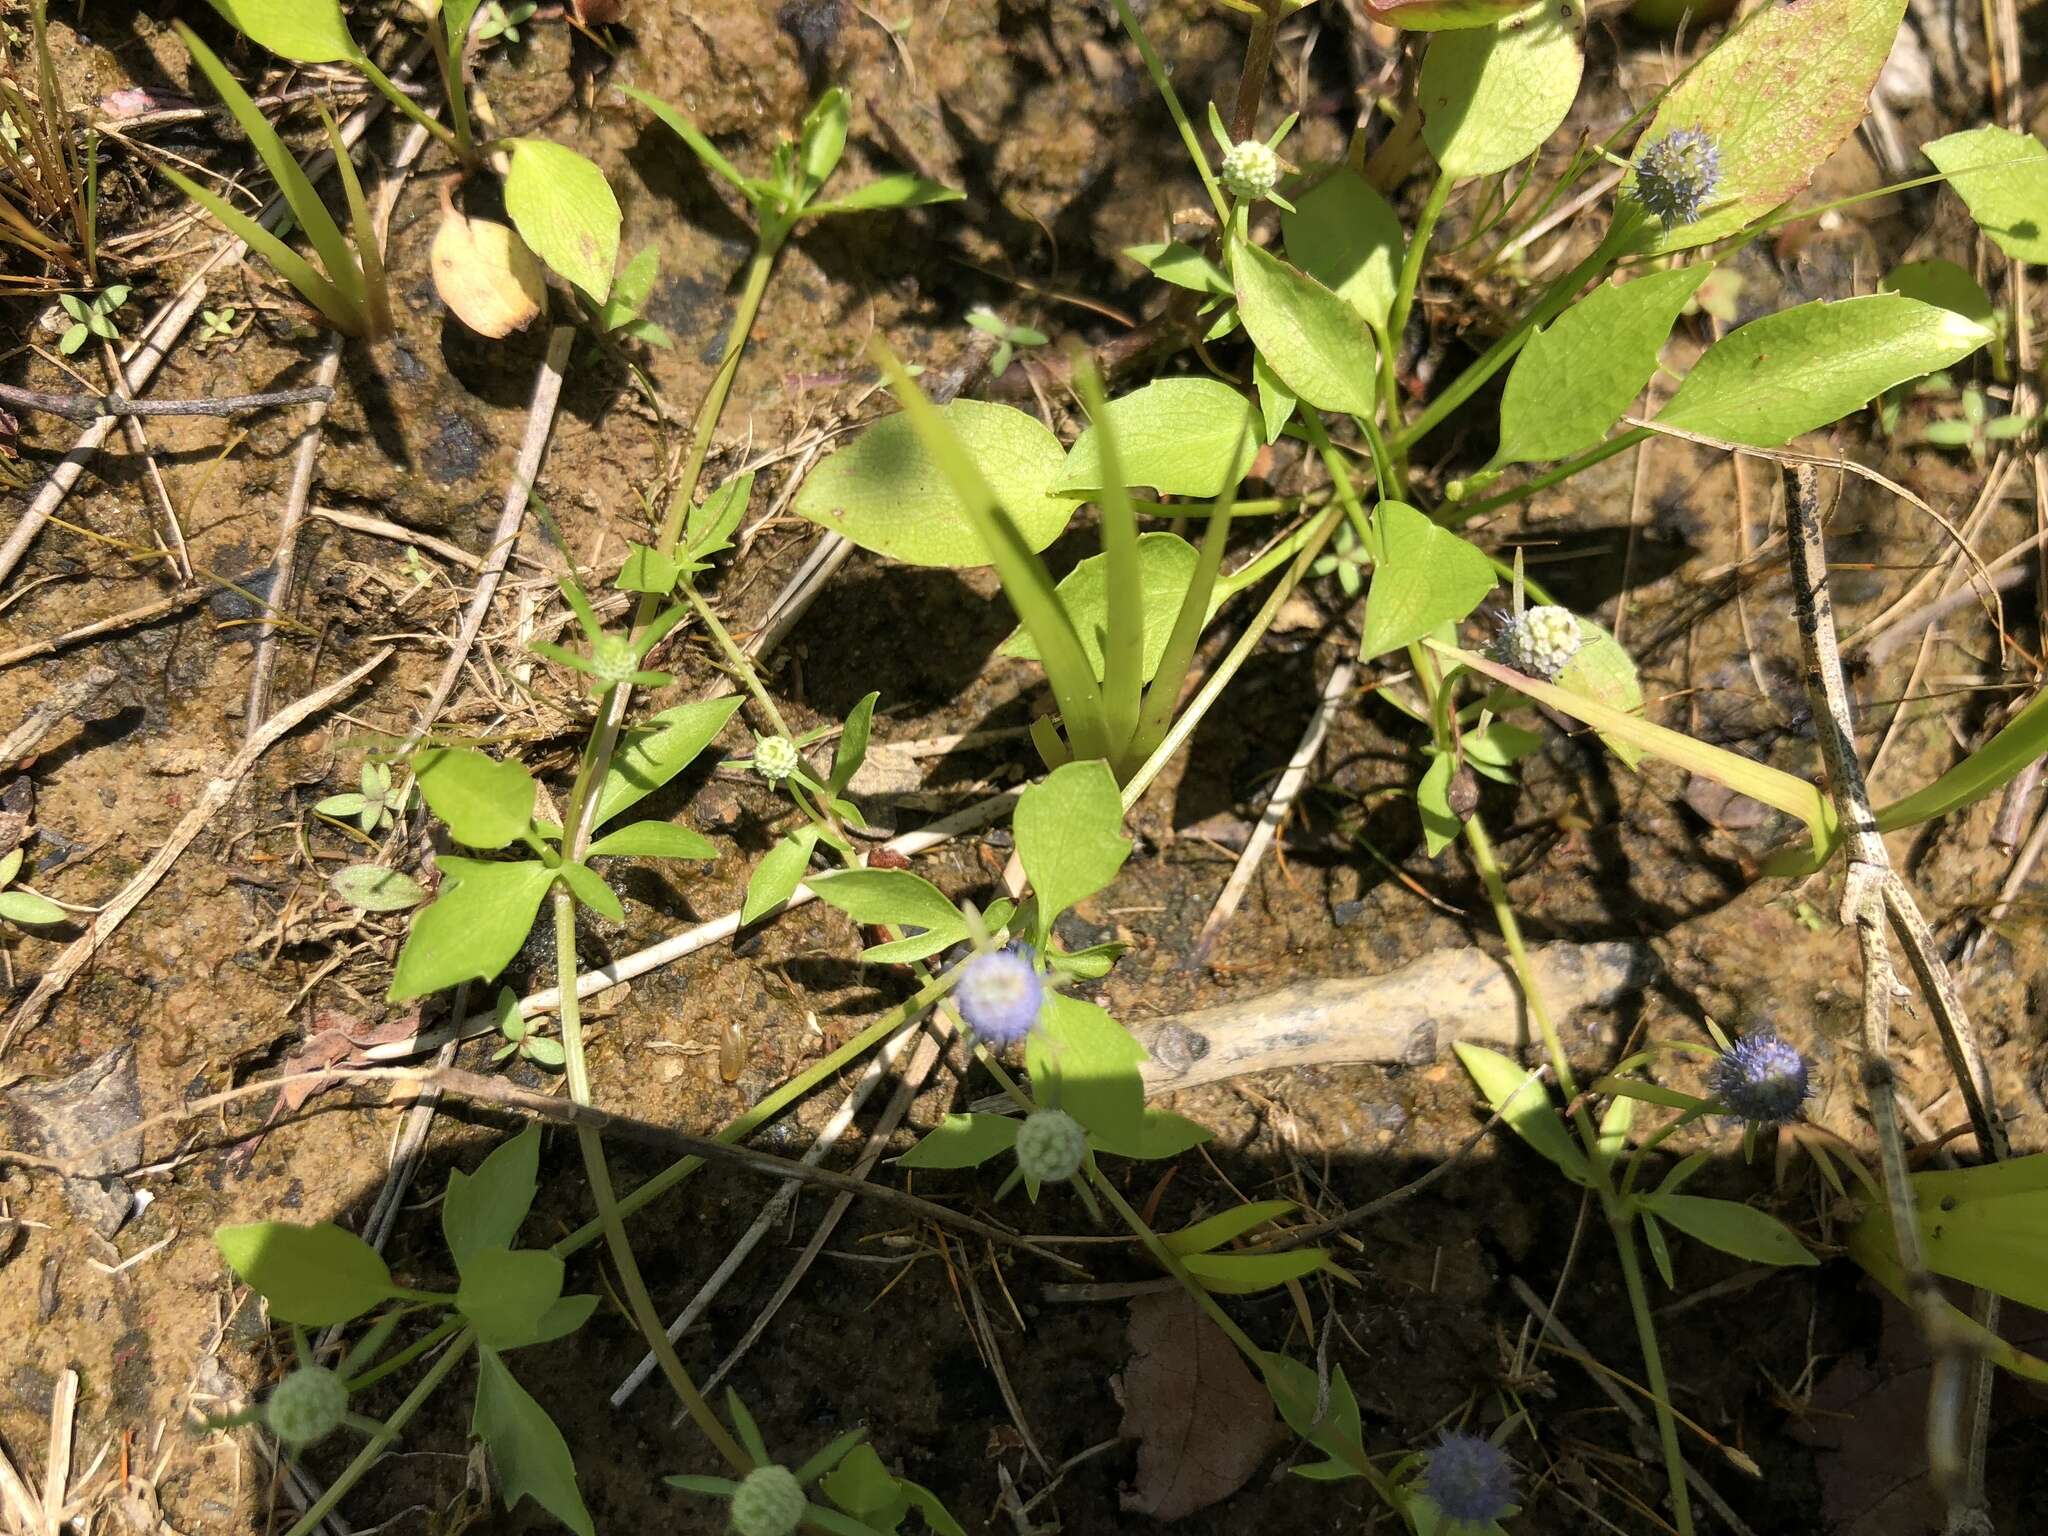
[281,1325,476,1536]
[1111,0,1228,226]
[552,890,749,1472]
[681,575,791,737]
[425,24,476,166]
[1441,429,1647,527]
[354,52,460,156]
[1385,170,1451,381]
[343,1317,460,1392]
[1615,1213,1695,1531]
[1396,224,1630,452]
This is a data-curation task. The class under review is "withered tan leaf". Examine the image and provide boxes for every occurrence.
[1115,1290,1279,1521]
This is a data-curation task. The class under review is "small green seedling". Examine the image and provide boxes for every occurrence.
[489,987,564,1068]
[477,0,536,41]
[197,304,239,345]
[964,308,1045,378]
[56,283,127,353]
[0,846,64,928]
[315,758,407,834]
[593,245,672,349]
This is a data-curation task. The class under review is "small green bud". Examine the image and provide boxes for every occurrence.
[591,635,638,686]
[1220,139,1280,203]
[264,1365,348,1448]
[731,1464,806,1536]
[753,735,801,783]
[1015,1108,1087,1183]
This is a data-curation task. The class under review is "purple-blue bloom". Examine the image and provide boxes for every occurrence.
[954,946,1043,1045]
[1423,1430,1517,1526]
[1708,1029,1813,1125]
[1634,127,1720,225]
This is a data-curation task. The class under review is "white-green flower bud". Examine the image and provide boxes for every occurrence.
[1493,605,1582,681]
[1015,1108,1087,1183]
[590,635,638,686]
[752,736,801,783]
[731,1464,806,1536]
[1220,139,1280,203]
[264,1365,348,1448]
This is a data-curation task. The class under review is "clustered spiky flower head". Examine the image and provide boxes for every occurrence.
[1220,138,1281,203]
[1708,1029,1813,1125]
[1015,1108,1088,1183]
[590,635,639,686]
[954,945,1044,1045]
[1491,604,1583,680]
[1423,1430,1518,1528]
[729,1464,806,1536]
[264,1365,348,1449]
[752,735,801,783]
[1634,127,1720,226]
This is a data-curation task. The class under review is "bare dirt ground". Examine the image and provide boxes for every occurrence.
[2,2,2046,1533]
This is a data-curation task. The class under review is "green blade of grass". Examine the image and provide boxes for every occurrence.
[159,165,363,335]
[1073,363,1144,763]
[869,343,1112,763]
[176,24,361,312]
[318,101,388,337]
[1133,423,1248,764]
[1874,685,2048,834]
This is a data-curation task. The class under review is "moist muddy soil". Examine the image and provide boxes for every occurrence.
[3,3,2046,1534]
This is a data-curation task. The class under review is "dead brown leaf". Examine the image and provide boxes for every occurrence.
[1114,1290,1279,1521]
[232,1008,424,1163]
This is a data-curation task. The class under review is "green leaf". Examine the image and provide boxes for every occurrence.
[1556,620,1645,770]
[616,542,679,595]
[1875,687,2048,835]
[808,868,968,962]
[806,172,964,216]
[1879,258,1999,335]
[1924,125,2048,265]
[1416,752,1463,858]
[1358,502,1496,662]
[1447,642,1835,849]
[473,1348,595,1536]
[1260,1352,1366,1481]
[1639,1193,1817,1267]
[214,1221,396,1325]
[389,857,554,1001]
[1252,352,1297,440]
[594,695,745,827]
[830,691,879,796]
[586,820,717,860]
[1013,761,1130,935]
[415,747,535,850]
[0,847,17,886]
[1114,1108,1213,1160]
[1163,1199,1298,1255]
[206,0,355,63]
[619,86,751,195]
[1623,0,1909,253]
[515,1293,599,1349]
[457,1247,569,1348]
[1056,379,1259,498]
[1453,1041,1588,1184]
[1122,240,1231,295]
[503,139,621,302]
[1494,265,1709,464]
[1025,993,1148,1157]
[821,1444,912,1527]
[799,87,849,196]
[897,1113,1020,1170]
[329,864,427,912]
[1281,170,1403,331]
[1643,1210,1676,1288]
[793,400,1071,567]
[1181,1248,1341,1295]
[1418,0,1584,179]
[445,0,485,54]
[0,888,66,925]
[1000,532,1204,683]
[1230,238,1377,416]
[443,1125,541,1268]
[1658,295,1991,447]
[554,860,622,922]
[683,472,754,564]
[742,827,820,925]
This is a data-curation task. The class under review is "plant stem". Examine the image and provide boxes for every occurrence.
[1385,170,1451,388]
[1111,0,1228,225]
[1395,225,1629,452]
[552,889,750,1472]
[681,575,791,737]
[1614,1211,1695,1531]
[1441,428,1647,527]
[281,1325,476,1536]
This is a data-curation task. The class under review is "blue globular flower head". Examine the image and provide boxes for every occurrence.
[1220,138,1281,202]
[1423,1430,1518,1528]
[264,1365,348,1448]
[1015,1108,1088,1183]
[1634,127,1721,226]
[954,945,1043,1045]
[1709,1029,1813,1124]
[730,1465,806,1536]
[1491,604,1582,680]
